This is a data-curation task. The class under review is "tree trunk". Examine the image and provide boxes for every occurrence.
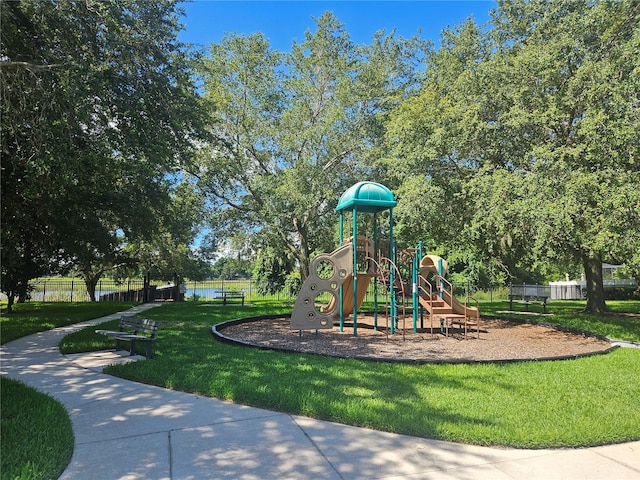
[293,218,311,282]
[17,280,29,303]
[6,294,15,313]
[297,241,311,282]
[84,277,99,302]
[81,269,103,302]
[582,255,608,313]
[143,272,150,303]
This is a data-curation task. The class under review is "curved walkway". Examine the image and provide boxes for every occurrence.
[1,304,638,480]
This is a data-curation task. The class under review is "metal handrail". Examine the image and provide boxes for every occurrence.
[365,254,408,338]
[466,294,479,318]
[416,274,435,333]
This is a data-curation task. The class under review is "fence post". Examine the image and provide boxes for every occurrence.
[70,279,74,302]
[509,283,513,310]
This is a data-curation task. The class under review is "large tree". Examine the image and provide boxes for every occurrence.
[482,0,640,312]
[384,19,503,283]
[196,12,427,281]
[1,0,206,310]
[386,0,640,312]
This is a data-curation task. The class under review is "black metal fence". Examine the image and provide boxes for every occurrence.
[24,278,147,302]
[2,277,634,305]
[2,278,288,303]
[2,277,513,304]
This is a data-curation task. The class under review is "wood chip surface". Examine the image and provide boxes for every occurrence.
[217,314,613,362]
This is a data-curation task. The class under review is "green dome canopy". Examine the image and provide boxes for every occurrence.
[336,181,397,213]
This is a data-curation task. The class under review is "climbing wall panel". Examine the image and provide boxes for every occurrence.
[290,244,353,330]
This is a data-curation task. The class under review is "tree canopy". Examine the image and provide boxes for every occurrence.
[1,0,207,309]
[2,1,637,312]
[385,0,640,311]
[196,12,428,282]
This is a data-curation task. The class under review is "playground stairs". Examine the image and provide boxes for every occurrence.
[418,293,454,317]
[418,293,479,338]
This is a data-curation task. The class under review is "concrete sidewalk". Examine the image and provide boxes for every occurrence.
[1,303,638,480]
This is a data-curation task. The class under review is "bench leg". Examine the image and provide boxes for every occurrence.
[129,339,136,356]
[145,341,153,359]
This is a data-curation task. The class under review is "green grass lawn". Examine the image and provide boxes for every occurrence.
[1,301,139,345]
[63,299,640,449]
[480,299,640,342]
[1,302,137,480]
[1,377,74,480]
[3,299,639,480]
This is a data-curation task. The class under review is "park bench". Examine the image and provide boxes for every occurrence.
[509,284,550,313]
[214,290,245,306]
[95,316,161,359]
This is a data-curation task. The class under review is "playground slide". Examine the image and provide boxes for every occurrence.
[322,274,372,318]
[420,254,479,320]
[447,291,479,319]
[435,282,480,321]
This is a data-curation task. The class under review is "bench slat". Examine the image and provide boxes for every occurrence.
[95,316,161,359]
[94,330,125,337]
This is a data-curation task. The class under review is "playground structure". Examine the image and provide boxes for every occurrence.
[290,181,480,337]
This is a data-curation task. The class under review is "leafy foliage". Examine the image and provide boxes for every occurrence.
[2,1,637,314]
[385,0,640,311]
[196,13,428,280]
[253,243,295,295]
[210,257,252,280]
[1,0,207,309]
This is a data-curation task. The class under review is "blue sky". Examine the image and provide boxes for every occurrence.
[178,1,496,51]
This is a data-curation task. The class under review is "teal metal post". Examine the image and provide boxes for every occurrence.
[389,209,395,335]
[352,209,358,336]
[412,241,422,333]
[339,214,344,332]
[373,213,378,331]
[438,257,444,299]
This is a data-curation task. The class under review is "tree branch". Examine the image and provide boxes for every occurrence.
[0,61,64,71]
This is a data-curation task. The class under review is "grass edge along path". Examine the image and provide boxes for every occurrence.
[90,301,640,449]
[0,377,74,480]
[1,302,137,480]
